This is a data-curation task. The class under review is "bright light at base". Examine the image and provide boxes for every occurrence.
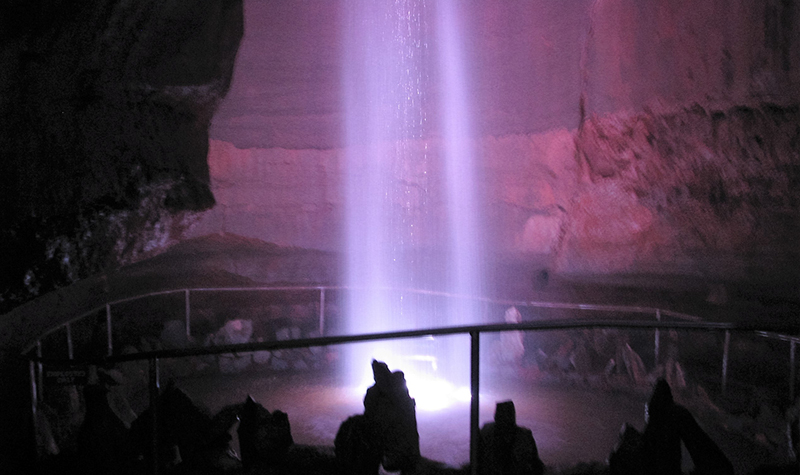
[407,376,472,411]
[353,369,471,412]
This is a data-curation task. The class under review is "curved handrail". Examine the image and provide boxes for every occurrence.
[20,284,704,356]
[24,318,798,366]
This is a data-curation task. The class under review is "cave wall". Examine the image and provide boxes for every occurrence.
[2,0,799,313]
[196,0,800,283]
[568,104,800,278]
[0,0,244,312]
[569,0,800,279]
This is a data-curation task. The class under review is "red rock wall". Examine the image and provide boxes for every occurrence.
[199,0,800,281]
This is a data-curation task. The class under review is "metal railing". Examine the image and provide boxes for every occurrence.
[22,286,800,474]
[21,285,711,358]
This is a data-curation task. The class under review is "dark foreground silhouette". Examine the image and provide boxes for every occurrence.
[609,379,734,475]
[479,400,544,475]
[34,366,797,475]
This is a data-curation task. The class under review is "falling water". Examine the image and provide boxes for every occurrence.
[342,0,483,410]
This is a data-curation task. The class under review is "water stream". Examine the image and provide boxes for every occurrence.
[342,0,485,409]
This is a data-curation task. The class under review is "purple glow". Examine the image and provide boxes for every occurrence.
[341,0,484,407]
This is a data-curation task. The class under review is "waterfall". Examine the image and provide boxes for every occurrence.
[342,0,483,410]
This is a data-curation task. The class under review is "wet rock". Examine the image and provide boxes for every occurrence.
[271,357,289,371]
[570,345,593,375]
[251,338,272,365]
[160,319,192,349]
[276,326,302,341]
[292,359,310,371]
[619,343,647,385]
[218,353,252,374]
[553,339,575,372]
[210,319,254,373]
[213,319,253,345]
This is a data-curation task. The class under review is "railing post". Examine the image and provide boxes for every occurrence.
[30,359,39,457]
[790,340,796,402]
[66,323,74,360]
[319,288,326,336]
[106,303,113,357]
[722,330,730,395]
[149,358,160,475]
[185,289,191,339]
[470,331,480,475]
[654,309,661,367]
[36,341,43,403]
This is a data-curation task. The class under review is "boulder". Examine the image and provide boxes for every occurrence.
[609,423,644,475]
[334,414,382,475]
[237,395,294,470]
[363,360,421,472]
[612,379,734,475]
[478,400,544,475]
[213,319,253,345]
[335,360,421,474]
[619,343,647,385]
[160,320,192,349]
[128,383,214,472]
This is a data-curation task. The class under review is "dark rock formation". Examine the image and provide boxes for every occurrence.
[75,383,130,475]
[0,0,244,313]
[237,395,294,471]
[478,400,544,475]
[334,414,383,475]
[363,360,421,473]
[336,360,420,474]
[128,383,222,473]
[609,379,734,475]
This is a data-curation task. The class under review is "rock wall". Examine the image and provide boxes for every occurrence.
[0,0,244,312]
[3,0,800,312]
[195,0,800,284]
[583,0,800,115]
[568,104,800,279]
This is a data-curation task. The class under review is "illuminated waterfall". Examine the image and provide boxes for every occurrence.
[342,0,483,410]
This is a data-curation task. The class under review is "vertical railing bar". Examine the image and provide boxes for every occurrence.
[106,303,113,357]
[36,341,43,403]
[470,331,480,475]
[30,360,39,458]
[149,357,160,475]
[722,330,730,395]
[790,340,796,402]
[66,323,74,360]
[319,288,326,336]
[654,309,661,367]
[185,289,191,339]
